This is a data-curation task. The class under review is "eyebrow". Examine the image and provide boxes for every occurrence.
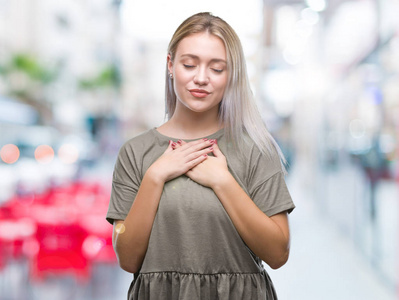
[180,54,227,64]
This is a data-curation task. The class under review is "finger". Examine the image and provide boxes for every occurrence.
[187,153,208,170]
[173,140,185,149]
[177,138,211,152]
[185,139,215,154]
[178,140,187,146]
[210,140,223,157]
[185,145,214,162]
[164,140,175,153]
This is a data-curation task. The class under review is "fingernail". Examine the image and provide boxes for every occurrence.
[203,138,208,141]
[203,154,208,157]
[209,147,213,151]
[172,142,177,147]
[214,139,217,144]
[209,139,215,144]
[177,140,182,144]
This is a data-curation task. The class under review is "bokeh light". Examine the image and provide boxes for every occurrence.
[34,145,54,164]
[0,144,20,164]
[306,0,327,12]
[58,144,79,164]
[349,119,366,139]
[82,236,106,258]
[301,8,320,25]
[115,223,126,234]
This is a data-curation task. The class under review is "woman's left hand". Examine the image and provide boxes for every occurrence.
[173,139,230,188]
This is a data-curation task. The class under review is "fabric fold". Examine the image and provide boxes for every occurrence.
[130,271,277,300]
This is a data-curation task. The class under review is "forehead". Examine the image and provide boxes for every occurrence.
[175,32,226,61]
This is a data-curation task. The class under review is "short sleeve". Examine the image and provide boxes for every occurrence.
[106,141,142,224]
[246,146,295,217]
[250,171,295,217]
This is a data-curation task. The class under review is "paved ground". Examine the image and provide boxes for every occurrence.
[267,163,397,300]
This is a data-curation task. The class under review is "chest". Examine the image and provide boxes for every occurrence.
[159,176,226,222]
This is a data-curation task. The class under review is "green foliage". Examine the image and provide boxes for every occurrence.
[79,64,120,90]
[0,64,5,75]
[0,53,58,83]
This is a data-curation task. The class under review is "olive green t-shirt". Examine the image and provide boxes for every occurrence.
[106,127,295,300]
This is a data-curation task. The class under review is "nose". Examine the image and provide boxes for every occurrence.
[193,67,209,85]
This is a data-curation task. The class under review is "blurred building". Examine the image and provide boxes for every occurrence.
[0,0,123,220]
[0,0,122,133]
[261,0,399,292]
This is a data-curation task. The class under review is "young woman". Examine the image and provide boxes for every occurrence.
[107,12,295,300]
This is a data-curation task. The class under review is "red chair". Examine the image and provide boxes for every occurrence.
[0,218,37,261]
[1,179,114,284]
[30,221,90,282]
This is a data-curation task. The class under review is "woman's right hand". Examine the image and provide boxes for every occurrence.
[147,138,215,183]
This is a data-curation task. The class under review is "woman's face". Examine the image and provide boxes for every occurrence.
[168,32,228,116]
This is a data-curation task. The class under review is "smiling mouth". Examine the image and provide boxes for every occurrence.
[189,89,210,98]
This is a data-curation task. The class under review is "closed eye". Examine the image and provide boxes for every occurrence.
[212,68,224,73]
[183,64,195,68]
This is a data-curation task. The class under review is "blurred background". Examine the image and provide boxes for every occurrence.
[0,0,398,299]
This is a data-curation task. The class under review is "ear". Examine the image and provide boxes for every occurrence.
[167,54,173,75]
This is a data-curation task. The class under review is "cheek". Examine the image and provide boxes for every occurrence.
[173,75,190,100]
[172,72,184,91]
[174,70,190,87]
[215,76,228,93]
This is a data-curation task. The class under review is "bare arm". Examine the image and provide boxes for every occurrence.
[185,141,291,269]
[212,175,290,269]
[112,139,215,273]
[112,172,165,273]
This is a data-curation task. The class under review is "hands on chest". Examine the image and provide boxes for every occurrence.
[173,139,230,188]
[148,138,230,189]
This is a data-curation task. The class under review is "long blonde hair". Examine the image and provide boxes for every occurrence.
[165,12,287,172]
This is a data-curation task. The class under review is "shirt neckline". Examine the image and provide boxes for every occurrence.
[152,127,225,142]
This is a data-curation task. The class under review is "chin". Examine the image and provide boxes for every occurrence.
[188,105,216,114]
[186,101,221,113]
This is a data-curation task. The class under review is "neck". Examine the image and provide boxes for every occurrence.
[165,105,222,139]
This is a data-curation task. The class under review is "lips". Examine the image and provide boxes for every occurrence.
[189,89,210,98]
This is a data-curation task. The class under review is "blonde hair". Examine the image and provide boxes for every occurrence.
[165,12,287,172]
